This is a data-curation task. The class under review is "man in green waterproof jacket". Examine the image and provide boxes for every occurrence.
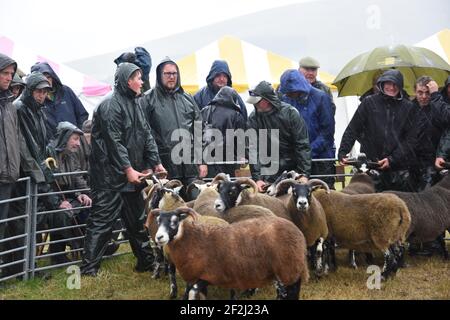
[247,81,312,192]
[81,63,165,276]
[139,58,207,198]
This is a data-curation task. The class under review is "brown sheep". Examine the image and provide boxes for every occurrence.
[313,189,411,279]
[149,207,309,300]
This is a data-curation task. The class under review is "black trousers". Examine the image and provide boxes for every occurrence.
[0,184,13,247]
[311,161,336,190]
[80,189,153,275]
[0,183,13,270]
[373,169,416,192]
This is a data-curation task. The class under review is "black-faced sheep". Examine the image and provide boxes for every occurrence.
[266,170,301,196]
[191,174,231,218]
[385,172,450,260]
[143,188,228,299]
[214,177,291,221]
[341,155,380,268]
[148,207,309,300]
[313,189,411,279]
[275,179,330,276]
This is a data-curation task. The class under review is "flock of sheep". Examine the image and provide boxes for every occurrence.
[140,156,450,300]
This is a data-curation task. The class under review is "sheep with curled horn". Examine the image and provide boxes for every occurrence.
[214,177,291,221]
[190,173,231,218]
[143,185,229,299]
[342,153,379,195]
[149,207,309,300]
[385,171,450,260]
[341,153,381,268]
[312,187,411,280]
[265,170,301,196]
[275,178,330,277]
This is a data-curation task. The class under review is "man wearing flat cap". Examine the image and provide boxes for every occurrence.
[299,56,336,115]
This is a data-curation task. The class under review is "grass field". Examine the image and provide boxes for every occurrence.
[0,242,448,300]
[1,171,448,300]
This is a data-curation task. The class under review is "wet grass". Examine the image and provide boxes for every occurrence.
[0,242,448,300]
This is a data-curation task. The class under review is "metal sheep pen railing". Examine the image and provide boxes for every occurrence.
[1,161,448,283]
[0,171,130,283]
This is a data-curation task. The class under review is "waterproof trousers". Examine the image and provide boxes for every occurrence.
[311,161,336,190]
[80,189,153,275]
[0,183,13,273]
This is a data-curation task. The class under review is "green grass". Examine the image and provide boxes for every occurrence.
[1,243,448,300]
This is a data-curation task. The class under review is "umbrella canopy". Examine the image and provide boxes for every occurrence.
[171,35,336,94]
[332,44,450,97]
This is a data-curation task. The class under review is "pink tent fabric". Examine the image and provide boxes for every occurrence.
[0,35,111,97]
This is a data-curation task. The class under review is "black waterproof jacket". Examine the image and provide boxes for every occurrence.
[14,72,52,183]
[247,81,311,181]
[201,86,247,174]
[30,62,89,137]
[412,99,447,168]
[139,58,202,180]
[339,70,419,170]
[89,63,161,191]
[193,60,248,120]
[0,53,20,183]
[430,76,450,125]
[437,128,450,159]
[46,121,87,195]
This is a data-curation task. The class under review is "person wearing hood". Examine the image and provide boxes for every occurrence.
[279,69,336,189]
[247,81,311,192]
[114,47,152,93]
[201,86,247,177]
[0,53,20,275]
[139,58,207,196]
[5,72,60,277]
[30,62,89,138]
[14,72,55,184]
[45,121,91,265]
[194,60,248,120]
[81,63,165,276]
[10,73,25,99]
[339,69,419,192]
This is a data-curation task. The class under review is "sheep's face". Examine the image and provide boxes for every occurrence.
[267,170,299,196]
[186,182,211,201]
[155,212,187,245]
[215,181,249,212]
[291,184,312,212]
[266,171,289,196]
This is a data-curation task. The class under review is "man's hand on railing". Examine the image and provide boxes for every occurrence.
[124,166,147,184]
[77,194,92,207]
[59,200,73,210]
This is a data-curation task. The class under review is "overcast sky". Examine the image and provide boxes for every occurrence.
[1,0,311,62]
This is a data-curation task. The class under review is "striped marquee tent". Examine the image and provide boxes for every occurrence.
[0,35,111,114]
[416,29,450,64]
[173,35,336,95]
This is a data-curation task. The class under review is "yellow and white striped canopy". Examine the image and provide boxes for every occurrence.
[175,35,335,94]
[416,29,450,64]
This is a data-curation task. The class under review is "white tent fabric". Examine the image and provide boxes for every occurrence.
[160,35,336,94]
[415,29,450,63]
[0,35,111,117]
